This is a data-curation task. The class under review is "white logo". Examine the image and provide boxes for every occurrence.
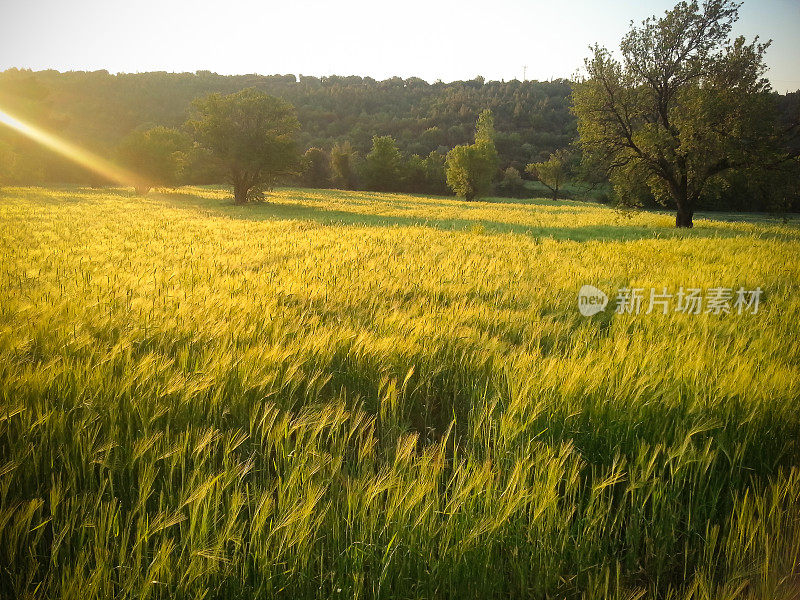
[578,285,608,316]
[578,284,762,317]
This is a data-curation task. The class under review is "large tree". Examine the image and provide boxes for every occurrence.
[445,110,499,200]
[572,0,777,227]
[186,88,300,204]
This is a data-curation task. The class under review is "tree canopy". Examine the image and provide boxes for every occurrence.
[445,110,499,200]
[572,0,782,227]
[186,88,300,204]
[527,149,570,201]
[0,64,797,210]
[0,69,575,177]
[117,126,189,194]
[300,147,331,188]
[362,135,403,192]
[329,141,359,190]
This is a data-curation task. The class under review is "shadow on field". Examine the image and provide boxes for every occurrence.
[138,187,800,243]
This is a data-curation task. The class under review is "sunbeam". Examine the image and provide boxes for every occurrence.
[0,107,139,187]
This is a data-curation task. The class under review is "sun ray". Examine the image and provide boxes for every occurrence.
[0,106,140,187]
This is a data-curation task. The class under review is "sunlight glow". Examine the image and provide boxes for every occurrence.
[0,107,139,187]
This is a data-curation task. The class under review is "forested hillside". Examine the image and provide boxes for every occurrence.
[0,68,797,211]
[0,69,572,170]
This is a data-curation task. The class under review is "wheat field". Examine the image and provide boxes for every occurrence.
[1,186,799,599]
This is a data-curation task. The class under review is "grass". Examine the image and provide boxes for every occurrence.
[0,185,799,599]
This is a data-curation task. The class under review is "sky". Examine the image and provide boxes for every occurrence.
[0,0,798,92]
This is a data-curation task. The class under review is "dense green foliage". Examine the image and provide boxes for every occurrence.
[496,167,527,198]
[300,147,331,189]
[117,126,190,194]
[186,89,300,204]
[0,69,573,177]
[362,136,403,192]
[329,141,359,190]
[527,150,570,201]
[0,64,796,210]
[400,151,449,195]
[446,111,499,200]
[572,0,797,226]
[1,185,799,598]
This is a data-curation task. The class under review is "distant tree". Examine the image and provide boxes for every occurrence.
[497,166,527,197]
[362,135,402,191]
[445,110,499,200]
[421,151,449,195]
[474,109,497,148]
[330,141,359,189]
[4,67,798,206]
[446,146,478,200]
[402,151,449,195]
[117,126,190,194]
[186,88,300,204]
[301,147,331,188]
[401,154,427,193]
[526,150,570,201]
[572,0,781,227]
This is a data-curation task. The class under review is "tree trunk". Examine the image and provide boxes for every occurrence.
[233,181,248,205]
[667,174,695,228]
[675,204,694,228]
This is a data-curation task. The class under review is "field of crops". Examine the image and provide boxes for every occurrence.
[1,186,799,599]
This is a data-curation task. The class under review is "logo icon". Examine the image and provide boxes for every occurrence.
[578,285,608,316]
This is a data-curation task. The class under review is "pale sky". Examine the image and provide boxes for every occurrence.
[0,0,798,92]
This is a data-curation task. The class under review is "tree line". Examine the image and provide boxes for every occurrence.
[0,70,572,185]
[0,0,798,222]
[111,87,505,205]
[0,69,573,202]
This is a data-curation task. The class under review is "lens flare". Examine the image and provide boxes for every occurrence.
[0,107,139,187]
